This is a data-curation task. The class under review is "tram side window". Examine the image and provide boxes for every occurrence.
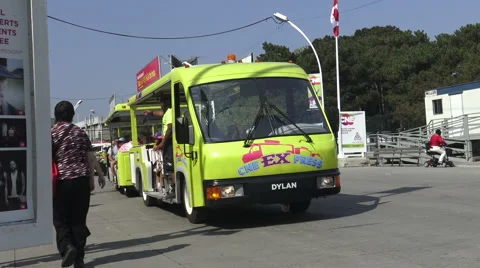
[137,111,161,145]
[174,82,194,144]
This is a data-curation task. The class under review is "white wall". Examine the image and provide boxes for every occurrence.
[425,94,452,124]
[74,116,110,142]
[462,89,480,116]
[425,88,480,124]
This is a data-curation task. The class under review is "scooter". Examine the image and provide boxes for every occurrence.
[424,142,454,168]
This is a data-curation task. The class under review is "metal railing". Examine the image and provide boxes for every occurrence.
[366,113,480,162]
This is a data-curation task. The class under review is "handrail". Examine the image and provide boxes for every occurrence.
[427,112,480,127]
[367,133,469,160]
[370,113,480,163]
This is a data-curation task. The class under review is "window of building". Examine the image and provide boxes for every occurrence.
[432,99,443,115]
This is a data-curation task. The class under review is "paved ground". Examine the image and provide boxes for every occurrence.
[1,166,480,267]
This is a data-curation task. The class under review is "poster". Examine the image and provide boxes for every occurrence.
[308,73,322,109]
[340,111,367,154]
[0,0,52,251]
[0,118,27,147]
[0,150,27,212]
[0,1,33,224]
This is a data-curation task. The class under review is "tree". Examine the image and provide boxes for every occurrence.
[257,42,296,62]
[257,23,480,132]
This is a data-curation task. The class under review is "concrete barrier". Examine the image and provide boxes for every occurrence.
[338,157,371,168]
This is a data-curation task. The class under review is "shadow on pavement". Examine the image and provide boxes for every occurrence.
[88,244,189,267]
[367,186,432,197]
[85,226,237,253]
[0,226,236,267]
[206,193,382,229]
[207,186,431,229]
[0,186,430,267]
[90,189,118,195]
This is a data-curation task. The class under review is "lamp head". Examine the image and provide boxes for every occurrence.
[273,12,288,22]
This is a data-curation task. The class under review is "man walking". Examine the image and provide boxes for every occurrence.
[51,101,106,267]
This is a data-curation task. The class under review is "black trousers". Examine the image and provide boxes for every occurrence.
[162,141,173,167]
[53,176,91,262]
[7,197,21,210]
[0,193,7,212]
[99,161,107,176]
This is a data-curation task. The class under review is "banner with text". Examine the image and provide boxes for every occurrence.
[308,73,322,109]
[136,56,161,92]
[340,111,367,154]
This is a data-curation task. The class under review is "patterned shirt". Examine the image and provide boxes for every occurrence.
[51,121,93,180]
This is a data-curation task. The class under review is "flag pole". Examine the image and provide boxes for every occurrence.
[335,35,343,158]
[331,0,343,158]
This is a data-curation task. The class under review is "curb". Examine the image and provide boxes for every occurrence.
[455,165,480,168]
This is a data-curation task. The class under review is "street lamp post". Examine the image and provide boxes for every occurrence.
[74,100,83,123]
[100,116,104,142]
[273,12,325,108]
[90,109,95,141]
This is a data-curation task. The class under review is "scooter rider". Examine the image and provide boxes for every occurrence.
[429,129,447,164]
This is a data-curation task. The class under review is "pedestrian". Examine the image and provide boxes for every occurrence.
[107,139,120,183]
[100,145,108,177]
[51,101,106,267]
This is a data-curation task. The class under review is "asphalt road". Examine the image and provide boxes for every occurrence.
[1,166,480,267]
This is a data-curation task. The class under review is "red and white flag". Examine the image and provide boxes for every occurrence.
[330,0,339,37]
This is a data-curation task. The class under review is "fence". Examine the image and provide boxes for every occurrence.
[366,113,480,162]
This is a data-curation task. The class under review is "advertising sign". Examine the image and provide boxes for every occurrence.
[0,0,53,251]
[241,53,253,63]
[340,111,367,155]
[109,93,116,112]
[425,89,437,96]
[170,55,199,69]
[308,73,322,109]
[136,56,161,92]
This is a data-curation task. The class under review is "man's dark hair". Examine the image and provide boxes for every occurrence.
[435,129,441,135]
[160,94,171,109]
[54,100,75,123]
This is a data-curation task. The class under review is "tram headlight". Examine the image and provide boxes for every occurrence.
[206,185,244,200]
[316,176,335,188]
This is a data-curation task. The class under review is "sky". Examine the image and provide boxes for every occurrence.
[47,0,480,120]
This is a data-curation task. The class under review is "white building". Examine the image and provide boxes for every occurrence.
[75,115,111,143]
[49,116,110,143]
[425,81,480,124]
